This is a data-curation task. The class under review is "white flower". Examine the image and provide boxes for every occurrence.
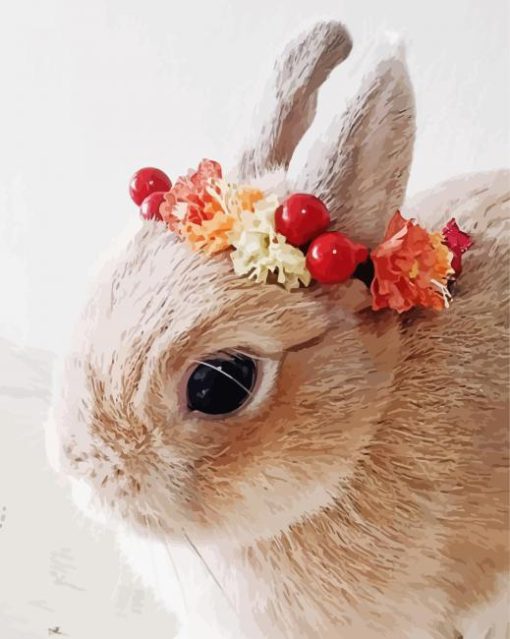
[229,195,311,290]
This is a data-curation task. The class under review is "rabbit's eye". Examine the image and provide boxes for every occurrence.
[186,354,256,416]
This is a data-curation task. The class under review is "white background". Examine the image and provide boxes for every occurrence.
[0,0,508,353]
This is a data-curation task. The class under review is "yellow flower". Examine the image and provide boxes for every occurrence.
[230,195,311,290]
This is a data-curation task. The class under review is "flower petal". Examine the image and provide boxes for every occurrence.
[371,211,455,312]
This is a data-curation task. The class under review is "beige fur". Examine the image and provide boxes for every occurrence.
[47,21,509,639]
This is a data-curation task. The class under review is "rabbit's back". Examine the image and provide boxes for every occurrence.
[396,169,509,627]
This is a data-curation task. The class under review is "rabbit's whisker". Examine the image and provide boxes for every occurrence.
[182,530,238,616]
[162,537,189,615]
[146,515,189,619]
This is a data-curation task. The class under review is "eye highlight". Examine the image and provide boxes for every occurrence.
[186,354,257,416]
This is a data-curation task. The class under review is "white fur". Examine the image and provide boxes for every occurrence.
[458,581,509,639]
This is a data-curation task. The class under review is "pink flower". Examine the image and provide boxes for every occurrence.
[442,218,473,276]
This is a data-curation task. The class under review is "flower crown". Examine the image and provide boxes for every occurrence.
[128,160,473,313]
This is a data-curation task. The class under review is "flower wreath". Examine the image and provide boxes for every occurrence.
[128,160,473,313]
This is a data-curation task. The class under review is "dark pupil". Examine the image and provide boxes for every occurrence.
[187,355,256,415]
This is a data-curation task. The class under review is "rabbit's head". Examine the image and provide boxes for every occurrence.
[48,22,416,545]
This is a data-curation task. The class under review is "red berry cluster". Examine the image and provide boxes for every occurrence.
[129,167,172,220]
[275,193,368,284]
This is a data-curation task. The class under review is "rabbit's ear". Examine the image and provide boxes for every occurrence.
[295,47,415,246]
[236,21,352,179]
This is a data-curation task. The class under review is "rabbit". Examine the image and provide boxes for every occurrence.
[46,21,509,639]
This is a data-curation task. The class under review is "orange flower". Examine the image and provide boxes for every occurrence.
[236,187,264,212]
[180,212,236,255]
[158,159,265,253]
[180,187,264,254]
[159,159,223,229]
[371,211,454,313]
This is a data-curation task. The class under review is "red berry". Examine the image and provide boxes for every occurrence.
[129,167,171,206]
[306,232,369,284]
[140,191,166,221]
[275,193,330,246]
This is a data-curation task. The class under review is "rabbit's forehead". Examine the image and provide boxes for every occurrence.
[92,228,269,354]
[79,236,252,409]
[110,227,233,311]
